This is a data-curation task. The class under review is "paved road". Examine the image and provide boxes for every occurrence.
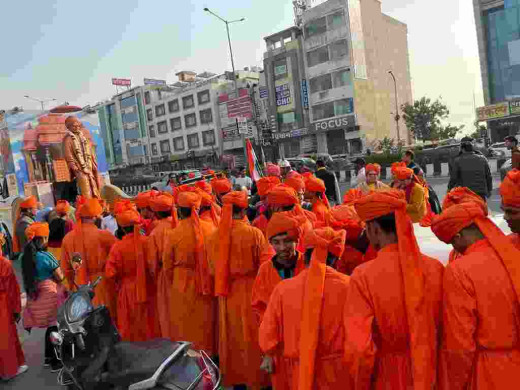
[4,176,505,389]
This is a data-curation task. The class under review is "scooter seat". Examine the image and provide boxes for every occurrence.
[105,339,183,388]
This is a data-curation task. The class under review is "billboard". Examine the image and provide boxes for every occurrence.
[112,78,131,86]
[144,78,167,86]
[510,99,520,115]
[476,102,510,121]
[226,96,253,119]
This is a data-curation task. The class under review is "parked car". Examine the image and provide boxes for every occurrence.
[150,169,202,192]
[488,142,512,159]
[298,153,334,166]
[286,157,317,171]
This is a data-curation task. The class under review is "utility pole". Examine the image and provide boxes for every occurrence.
[204,8,248,167]
[388,71,401,143]
[23,95,56,112]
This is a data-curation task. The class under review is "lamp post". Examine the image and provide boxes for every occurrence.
[204,7,248,166]
[388,71,400,143]
[23,95,57,112]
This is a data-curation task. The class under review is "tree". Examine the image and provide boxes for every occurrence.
[469,125,487,139]
[401,97,462,141]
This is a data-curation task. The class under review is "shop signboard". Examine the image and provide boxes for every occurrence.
[275,84,292,106]
[144,78,166,86]
[273,128,308,139]
[112,78,131,87]
[259,88,268,99]
[227,95,252,119]
[312,115,355,132]
[510,99,520,115]
[476,102,510,121]
[301,80,309,108]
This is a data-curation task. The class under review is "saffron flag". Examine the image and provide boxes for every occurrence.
[246,139,262,182]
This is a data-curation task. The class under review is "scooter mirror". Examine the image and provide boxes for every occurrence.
[49,331,63,346]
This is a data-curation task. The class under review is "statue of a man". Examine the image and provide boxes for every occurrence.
[63,116,101,198]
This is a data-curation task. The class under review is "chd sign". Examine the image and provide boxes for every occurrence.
[313,115,355,132]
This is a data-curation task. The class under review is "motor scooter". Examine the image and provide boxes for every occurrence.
[50,271,220,390]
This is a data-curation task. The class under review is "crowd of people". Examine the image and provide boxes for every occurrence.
[1,153,520,390]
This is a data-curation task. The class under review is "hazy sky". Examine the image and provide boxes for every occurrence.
[1,0,483,134]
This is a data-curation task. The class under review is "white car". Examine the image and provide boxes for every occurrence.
[489,142,512,158]
[413,214,511,265]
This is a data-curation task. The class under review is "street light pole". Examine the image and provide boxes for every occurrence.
[388,71,401,143]
[23,95,57,112]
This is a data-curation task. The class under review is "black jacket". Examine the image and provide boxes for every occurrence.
[448,152,492,198]
[315,168,338,203]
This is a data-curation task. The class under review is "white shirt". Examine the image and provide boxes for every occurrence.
[234,176,253,190]
[101,215,118,236]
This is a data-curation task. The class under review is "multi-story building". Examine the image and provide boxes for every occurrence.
[263,0,413,156]
[97,86,149,168]
[474,0,520,141]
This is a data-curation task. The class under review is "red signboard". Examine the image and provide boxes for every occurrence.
[112,78,131,86]
[227,95,252,119]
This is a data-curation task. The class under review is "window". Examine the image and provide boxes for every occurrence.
[327,10,345,29]
[160,140,171,155]
[168,99,179,113]
[332,69,352,87]
[155,104,166,117]
[149,125,155,138]
[202,130,216,146]
[182,95,194,109]
[170,117,182,131]
[187,133,200,149]
[305,16,327,37]
[144,91,151,104]
[200,108,213,124]
[309,74,332,94]
[173,136,185,151]
[197,90,210,105]
[306,46,329,67]
[312,101,335,121]
[151,143,158,155]
[146,108,153,121]
[120,96,136,108]
[274,58,288,79]
[330,39,348,60]
[185,113,197,127]
[157,120,168,134]
[334,98,353,115]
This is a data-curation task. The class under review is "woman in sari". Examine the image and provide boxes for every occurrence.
[21,222,67,372]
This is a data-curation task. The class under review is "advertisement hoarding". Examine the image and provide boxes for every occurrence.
[226,96,253,119]
[510,99,520,115]
[144,78,167,86]
[476,102,510,121]
[112,78,131,87]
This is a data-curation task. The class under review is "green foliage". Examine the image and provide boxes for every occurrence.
[469,125,488,139]
[401,97,462,141]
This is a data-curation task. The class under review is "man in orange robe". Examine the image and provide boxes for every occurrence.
[213,191,268,389]
[13,195,38,253]
[431,199,520,389]
[210,177,232,206]
[61,198,118,317]
[329,204,368,275]
[196,179,221,225]
[162,191,216,353]
[304,175,331,226]
[394,167,427,223]
[253,176,281,236]
[147,192,176,338]
[500,169,520,247]
[259,227,350,389]
[344,189,444,389]
[284,171,306,202]
[105,200,159,341]
[0,235,27,380]
[135,190,159,235]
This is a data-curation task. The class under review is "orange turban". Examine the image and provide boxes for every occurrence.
[55,200,70,215]
[267,184,299,207]
[266,163,281,177]
[115,200,140,227]
[354,189,435,388]
[343,188,363,205]
[298,227,346,390]
[20,196,37,209]
[257,176,281,197]
[215,191,249,297]
[78,198,103,218]
[500,169,520,207]
[391,161,407,176]
[285,171,305,192]
[443,187,487,214]
[305,176,330,210]
[150,193,174,212]
[25,222,50,240]
[177,191,202,209]
[135,190,158,209]
[330,205,364,240]
[431,202,485,244]
[195,180,213,195]
[266,211,304,241]
[365,163,381,174]
[211,177,232,195]
[394,167,414,180]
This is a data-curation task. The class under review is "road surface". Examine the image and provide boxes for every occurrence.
[3,175,505,389]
